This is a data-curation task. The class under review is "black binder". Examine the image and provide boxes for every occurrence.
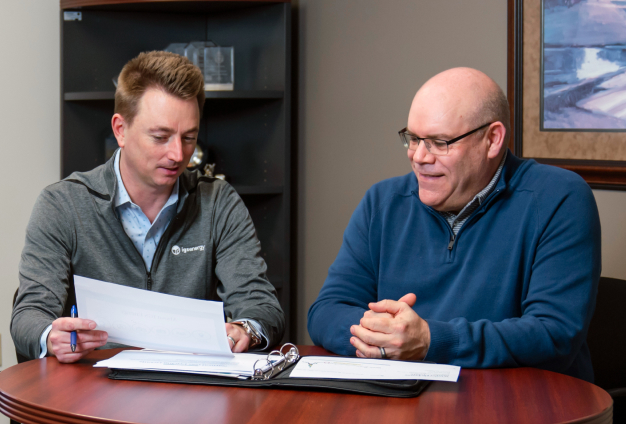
[107,344,431,398]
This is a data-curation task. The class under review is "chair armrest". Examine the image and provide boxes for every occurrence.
[608,388,626,398]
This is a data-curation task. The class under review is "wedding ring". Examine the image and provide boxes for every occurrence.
[379,346,387,359]
[227,335,236,347]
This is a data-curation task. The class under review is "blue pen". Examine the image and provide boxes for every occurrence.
[71,305,77,352]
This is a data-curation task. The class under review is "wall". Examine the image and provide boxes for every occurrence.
[0,0,60,384]
[594,190,626,279]
[295,0,626,344]
[0,1,59,422]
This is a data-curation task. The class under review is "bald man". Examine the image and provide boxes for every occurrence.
[307,68,601,382]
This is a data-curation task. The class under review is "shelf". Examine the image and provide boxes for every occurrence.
[205,90,283,99]
[61,0,294,340]
[233,185,283,195]
[64,90,283,101]
[62,0,290,13]
[64,91,115,101]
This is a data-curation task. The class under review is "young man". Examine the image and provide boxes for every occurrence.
[12,51,284,363]
[308,68,601,382]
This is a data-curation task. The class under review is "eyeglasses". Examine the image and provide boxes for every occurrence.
[398,122,493,156]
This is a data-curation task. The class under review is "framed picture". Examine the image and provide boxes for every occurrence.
[508,0,626,189]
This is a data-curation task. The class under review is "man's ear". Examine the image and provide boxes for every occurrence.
[486,122,506,160]
[111,113,126,148]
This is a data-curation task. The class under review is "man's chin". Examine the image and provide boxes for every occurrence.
[418,189,448,211]
[153,169,182,187]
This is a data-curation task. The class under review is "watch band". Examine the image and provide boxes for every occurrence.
[231,320,262,348]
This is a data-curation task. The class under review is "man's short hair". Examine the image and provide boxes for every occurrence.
[115,51,205,125]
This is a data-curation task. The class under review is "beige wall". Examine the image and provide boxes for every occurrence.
[0,0,624,405]
[594,190,626,279]
[0,0,60,389]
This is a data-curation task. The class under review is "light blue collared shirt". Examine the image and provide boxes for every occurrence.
[113,149,179,271]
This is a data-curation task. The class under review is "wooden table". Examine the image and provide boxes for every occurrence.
[0,346,613,424]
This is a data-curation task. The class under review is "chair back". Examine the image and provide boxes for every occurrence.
[587,276,626,390]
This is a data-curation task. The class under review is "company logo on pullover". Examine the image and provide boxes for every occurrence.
[171,245,205,255]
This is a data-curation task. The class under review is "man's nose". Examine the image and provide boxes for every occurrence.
[167,136,184,163]
[411,140,435,164]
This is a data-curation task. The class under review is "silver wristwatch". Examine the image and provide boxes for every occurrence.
[231,320,262,348]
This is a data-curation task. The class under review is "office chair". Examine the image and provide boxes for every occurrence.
[587,276,626,423]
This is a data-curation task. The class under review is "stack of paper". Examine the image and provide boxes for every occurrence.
[289,356,461,382]
[95,350,269,379]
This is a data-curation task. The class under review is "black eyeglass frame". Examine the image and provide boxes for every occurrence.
[398,122,494,155]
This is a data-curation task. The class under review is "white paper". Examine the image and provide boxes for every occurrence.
[74,275,233,356]
[94,349,268,378]
[289,356,460,382]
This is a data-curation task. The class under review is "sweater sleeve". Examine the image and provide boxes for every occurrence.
[212,183,285,347]
[425,180,601,377]
[11,187,75,360]
[308,190,378,355]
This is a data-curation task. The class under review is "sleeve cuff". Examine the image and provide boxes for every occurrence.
[423,320,458,364]
[39,324,53,358]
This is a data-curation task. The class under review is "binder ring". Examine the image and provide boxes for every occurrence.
[280,343,299,363]
[253,359,275,380]
[267,350,286,371]
[251,343,300,380]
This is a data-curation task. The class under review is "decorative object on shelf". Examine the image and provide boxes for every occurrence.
[164,42,188,57]
[184,41,217,72]
[187,144,225,180]
[204,46,234,91]
[187,144,207,171]
[165,41,234,91]
[203,163,226,181]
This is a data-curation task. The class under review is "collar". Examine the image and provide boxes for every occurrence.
[473,149,507,207]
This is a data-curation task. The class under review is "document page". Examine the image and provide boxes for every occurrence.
[95,350,267,378]
[290,357,460,382]
[75,275,233,356]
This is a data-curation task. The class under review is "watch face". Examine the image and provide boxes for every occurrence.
[188,144,204,169]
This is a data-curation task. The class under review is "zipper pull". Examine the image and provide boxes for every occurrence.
[448,234,456,251]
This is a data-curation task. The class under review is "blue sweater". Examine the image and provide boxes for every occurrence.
[308,152,601,382]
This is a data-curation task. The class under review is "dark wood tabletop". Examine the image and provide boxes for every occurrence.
[0,346,613,424]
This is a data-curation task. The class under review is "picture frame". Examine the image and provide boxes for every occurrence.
[507,0,626,189]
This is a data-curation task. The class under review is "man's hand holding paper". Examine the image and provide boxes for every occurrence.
[46,317,108,363]
[47,273,256,364]
[74,275,238,358]
[224,323,251,353]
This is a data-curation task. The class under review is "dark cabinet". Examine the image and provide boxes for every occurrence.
[61,0,295,340]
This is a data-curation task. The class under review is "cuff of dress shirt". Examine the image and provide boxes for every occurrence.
[39,324,53,358]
